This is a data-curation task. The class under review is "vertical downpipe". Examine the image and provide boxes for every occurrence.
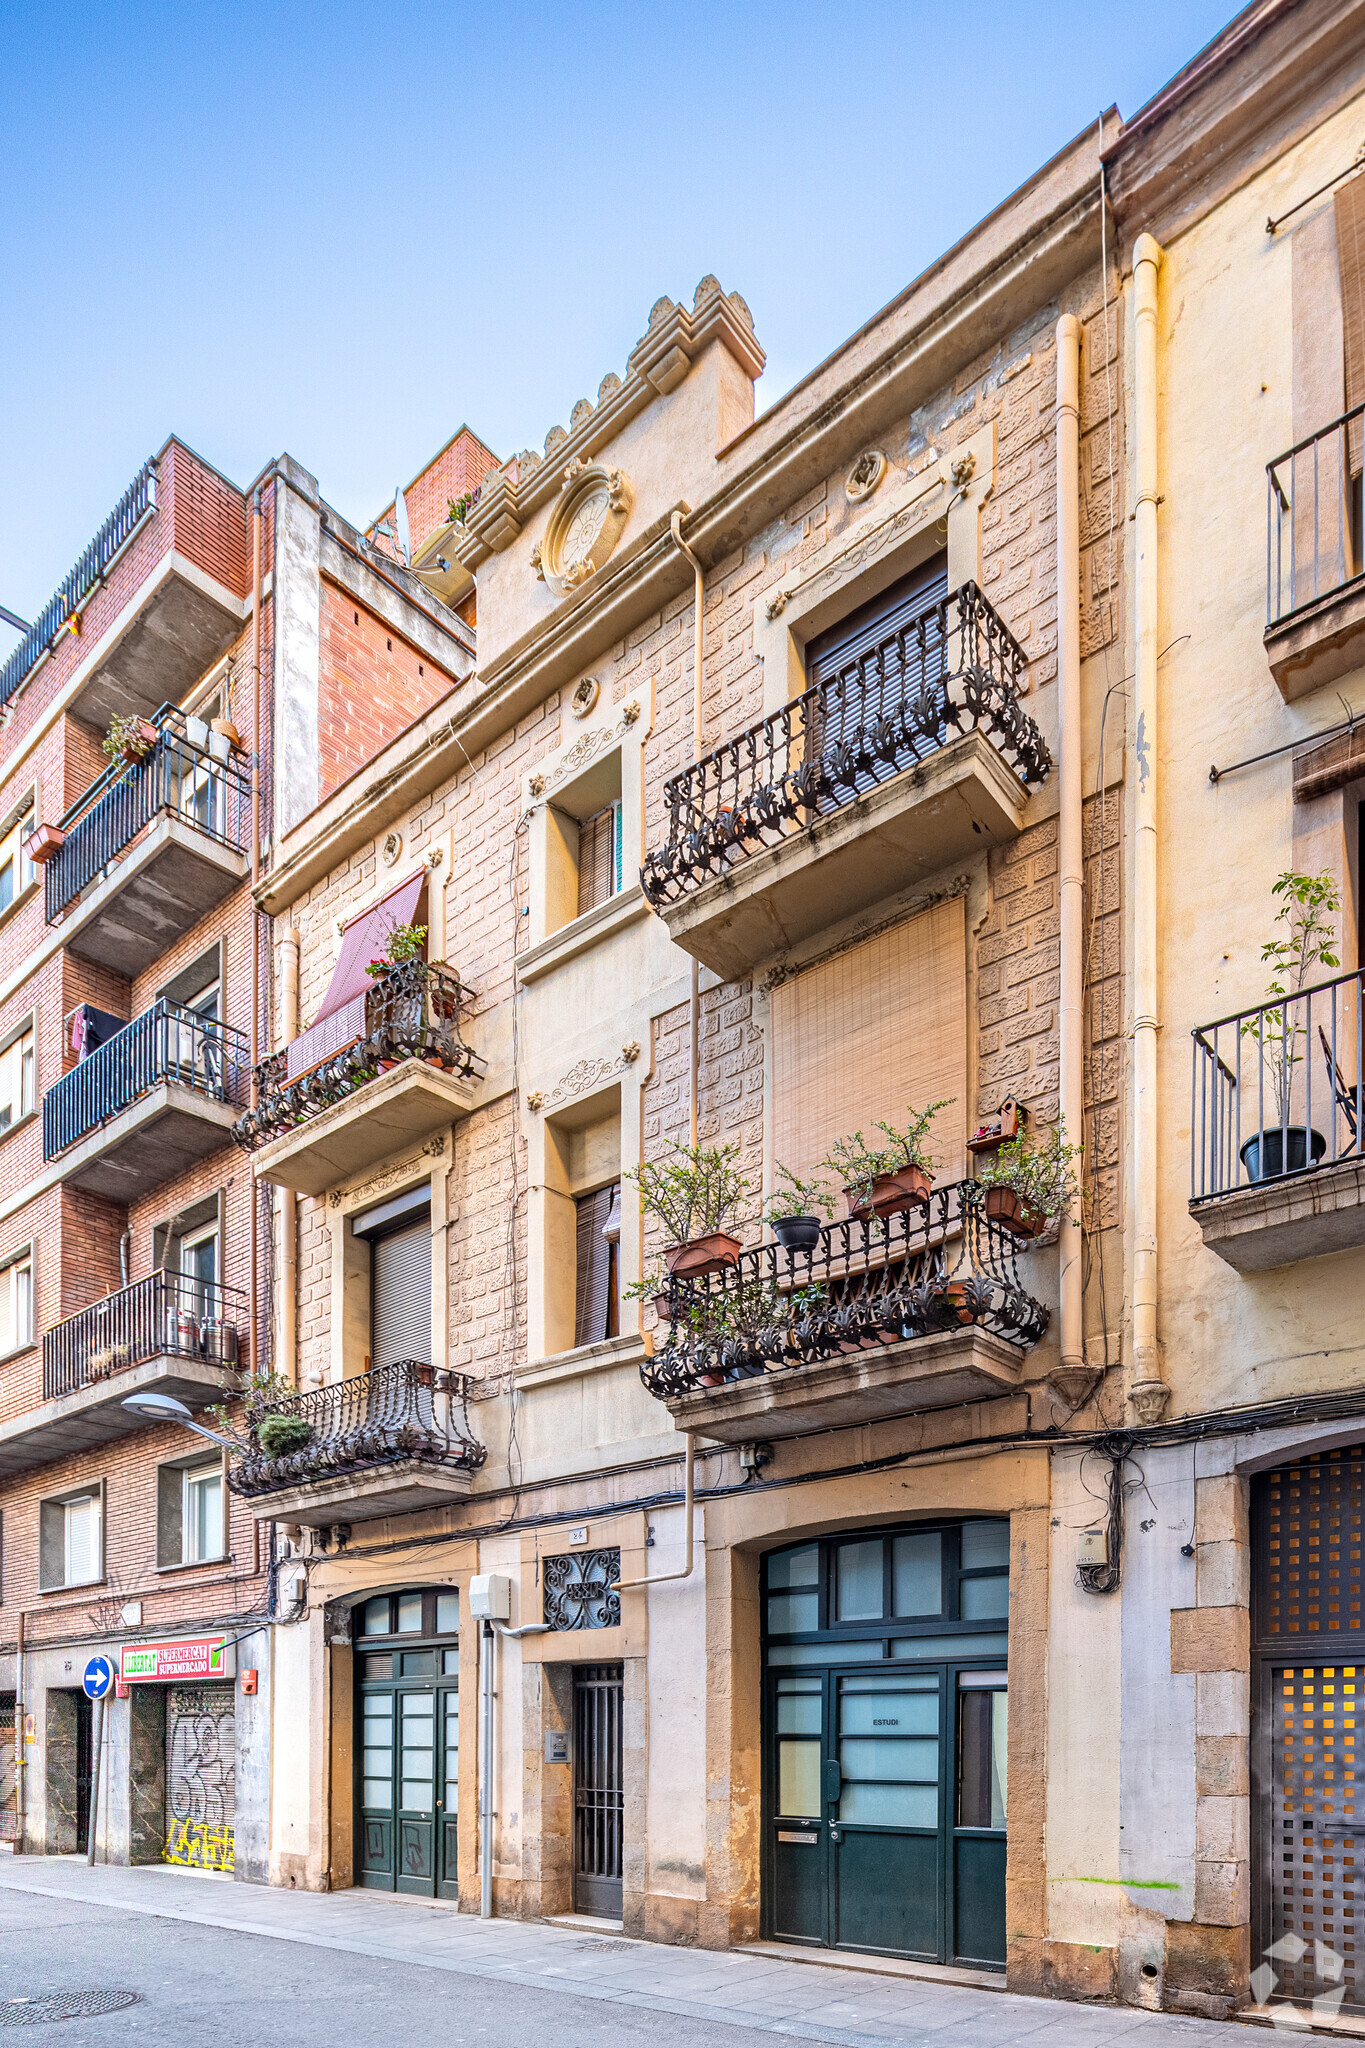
[249,488,264,1378]
[1131,234,1168,1418]
[14,1609,25,1854]
[480,1619,495,1917]
[1055,313,1089,1399]
[279,927,300,1387]
[671,513,705,1147]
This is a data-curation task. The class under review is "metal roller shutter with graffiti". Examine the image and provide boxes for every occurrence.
[164,1684,235,1871]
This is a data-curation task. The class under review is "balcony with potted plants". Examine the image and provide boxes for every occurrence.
[42,998,246,1202]
[0,1273,246,1479]
[223,1361,487,1525]
[232,913,483,1196]
[30,705,250,976]
[639,582,1051,979]
[632,1109,1057,1442]
[1191,872,1365,1271]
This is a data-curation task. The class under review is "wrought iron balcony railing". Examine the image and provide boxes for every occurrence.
[640,1180,1050,1402]
[43,999,246,1160]
[0,459,157,712]
[1191,968,1364,1200]
[231,960,481,1153]
[1267,405,1365,625]
[43,1272,246,1402]
[45,705,249,922]
[640,581,1051,908]
[225,1361,487,1500]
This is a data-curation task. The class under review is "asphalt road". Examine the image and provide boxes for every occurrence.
[0,1890,775,2048]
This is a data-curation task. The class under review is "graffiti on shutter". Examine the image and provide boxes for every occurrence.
[164,1683,236,1872]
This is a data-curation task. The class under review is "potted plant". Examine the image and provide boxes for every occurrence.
[627,1139,750,1278]
[256,1412,315,1459]
[102,712,158,766]
[975,1125,1081,1241]
[765,1164,835,1253]
[365,922,428,976]
[822,1100,953,1220]
[1239,871,1339,1181]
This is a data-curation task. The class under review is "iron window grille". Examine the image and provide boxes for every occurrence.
[639,581,1050,909]
[543,1549,622,1631]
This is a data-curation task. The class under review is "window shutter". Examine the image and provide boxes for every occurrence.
[574,1185,615,1347]
[771,899,967,1194]
[157,1465,183,1568]
[1336,170,1365,475]
[371,1220,432,1368]
[577,807,618,917]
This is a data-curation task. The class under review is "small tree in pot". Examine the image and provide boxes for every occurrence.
[1239,870,1340,1181]
[627,1139,751,1278]
[822,1100,953,1221]
[764,1165,836,1252]
[974,1124,1081,1240]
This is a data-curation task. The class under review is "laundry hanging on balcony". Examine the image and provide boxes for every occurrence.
[68,1004,128,1062]
[286,872,426,1081]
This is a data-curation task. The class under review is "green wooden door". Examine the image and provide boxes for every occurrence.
[396,1687,437,1894]
[830,1668,943,1959]
[437,1681,459,1901]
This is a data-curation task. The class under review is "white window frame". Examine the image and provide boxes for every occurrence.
[0,1018,36,1137]
[0,789,37,925]
[0,1244,33,1358]
[39,1484,105,1592]
[183,1459,225,1564]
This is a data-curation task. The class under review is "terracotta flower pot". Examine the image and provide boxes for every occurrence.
[211,717,243,750]
[118,718,159,765]
[843,1167,932,1221]
[943,1281,976,1326]
[23,822,65,865]
[650,1292,674,1322]
[663,1232,741,1279]
[983,1186,1047,1240]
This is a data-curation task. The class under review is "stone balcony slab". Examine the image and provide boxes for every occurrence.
[247,1059,479,1197]
[1265,577,1365,703]
[0,1355,228,1479]
[1191,1156,1365,1272]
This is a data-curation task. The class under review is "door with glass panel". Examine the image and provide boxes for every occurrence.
[355,1586,460,1899]
[763,1520,1010,1966]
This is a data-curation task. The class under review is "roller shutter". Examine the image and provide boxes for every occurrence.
[372,1220,432,1368]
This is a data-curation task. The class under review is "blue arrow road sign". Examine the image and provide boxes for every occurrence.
[83,1656,113,1701]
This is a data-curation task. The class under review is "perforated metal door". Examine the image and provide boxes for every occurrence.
[1257,1448,1365,2015]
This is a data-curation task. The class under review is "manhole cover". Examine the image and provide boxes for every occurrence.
[574,1940,634,1954]
[0,1994,141,2026]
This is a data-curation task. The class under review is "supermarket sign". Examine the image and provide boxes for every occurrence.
[120,1637,232,1684]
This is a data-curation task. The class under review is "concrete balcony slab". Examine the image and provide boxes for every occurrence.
[57,814,248,977]
[239,1462,476,1527]
[652,730,1028,980]
[1191,1156,1365,1272]
[247,1059,479,1197]
[0,1355,228,1479]
[660,1325,1027,1442]
[1265,577,1365,702]
[52,1083,238,1202]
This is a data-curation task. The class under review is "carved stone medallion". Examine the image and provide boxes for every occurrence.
[846,449,886,504]
[571,677,600,719]
[532,461,633,598]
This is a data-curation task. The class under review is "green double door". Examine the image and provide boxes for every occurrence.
[767,1663,1007,1965]
[359,1671,458,1897]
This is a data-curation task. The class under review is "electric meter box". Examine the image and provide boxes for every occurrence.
[1078,1528,1109,1568]
[468,1573,511,1622]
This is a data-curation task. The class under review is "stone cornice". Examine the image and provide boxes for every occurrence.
[454,280,764,570]
[1106,0,1365,252]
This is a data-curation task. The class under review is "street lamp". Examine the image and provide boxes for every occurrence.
[120,1390,237,1451]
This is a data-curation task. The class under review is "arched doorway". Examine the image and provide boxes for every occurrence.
[354,1587,459,1899]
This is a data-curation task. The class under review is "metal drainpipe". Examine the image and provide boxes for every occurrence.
[13,1608,25,1853]
[478,1616,551,1919]
[617,1437,695,1589]
[249,486,264,1379]
[1131,233,1167,1416]
[1055,314,1086,1392]
[670,512,705,1148]
[279,927,300,1387]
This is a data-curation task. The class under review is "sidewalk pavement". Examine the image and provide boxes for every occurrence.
[0,1855,1278,2047]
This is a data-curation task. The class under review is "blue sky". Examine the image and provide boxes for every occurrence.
[0,1,1235,655]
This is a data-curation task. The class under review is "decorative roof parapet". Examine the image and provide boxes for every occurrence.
[455,276,763,571]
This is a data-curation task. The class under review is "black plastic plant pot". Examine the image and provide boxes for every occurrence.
[1239,1125,1328,1182]
[772,1215,821,1253]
